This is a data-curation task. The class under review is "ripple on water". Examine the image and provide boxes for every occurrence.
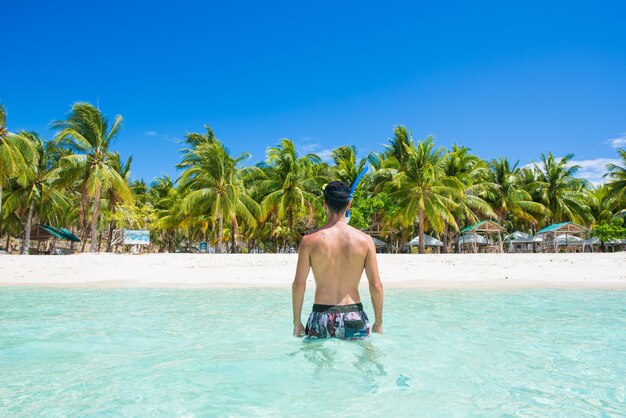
[1,288,625,416]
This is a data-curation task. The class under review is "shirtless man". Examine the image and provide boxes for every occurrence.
[292,180,384,339]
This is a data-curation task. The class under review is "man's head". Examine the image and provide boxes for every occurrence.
[323,180,351,214]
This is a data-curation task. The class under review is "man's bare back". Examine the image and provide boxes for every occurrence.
[291,181,383,338]
[307,222,373,305]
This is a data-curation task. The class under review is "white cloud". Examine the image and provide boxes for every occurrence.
[524,157,619,186]
[144,130,180,144]
[294,138,333,161]
[300,142,321,153]
[571,158,619,185]
[608,133,626,149]
[316,149,334,162]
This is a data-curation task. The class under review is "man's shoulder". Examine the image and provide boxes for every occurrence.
[305,225,371,248]
[346,225,372,242]
[301,228,326,244]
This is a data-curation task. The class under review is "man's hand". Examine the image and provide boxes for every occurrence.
[293,322,306,337]
[372,322,383,334]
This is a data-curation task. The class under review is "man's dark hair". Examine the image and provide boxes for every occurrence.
[323,180,351,213]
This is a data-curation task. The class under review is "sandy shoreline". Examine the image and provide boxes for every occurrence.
[1,253,625,289]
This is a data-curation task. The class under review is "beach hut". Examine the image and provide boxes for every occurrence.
[369,236,387,253]
[583,237,626,253]
[458,220,505,253]
[362,222,400,253]
[503,231,542,253]
[583,237,626,252]
[408,234,443,253]
[456,233,493,253]
[29,224,81,254]
[536,222,588,253]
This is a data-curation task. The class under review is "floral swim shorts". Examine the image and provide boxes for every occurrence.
[305,303,370,340]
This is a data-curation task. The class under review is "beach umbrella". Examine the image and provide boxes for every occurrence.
[553,234,584,245]
[408,233,443,247]
[504,231,535,242]
[457,234,491,245]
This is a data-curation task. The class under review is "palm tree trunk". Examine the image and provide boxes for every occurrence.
[97,230,103,252]
[106,219,116,252]
[79,188,88,252]
[5,232,11,253]
[89,186,102,253]
[418,207,425,254]
[70,228,77,251]
[442,223,449,253]
[20,201,35,255]
[230,218,239,253]
[81,232,88,252]
[289,209,294,247]
[217,216,223,253]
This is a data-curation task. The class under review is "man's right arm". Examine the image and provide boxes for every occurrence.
[364,239,383,333]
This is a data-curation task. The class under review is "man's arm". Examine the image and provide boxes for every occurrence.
[291,236,311,337]
[364,239,383,333]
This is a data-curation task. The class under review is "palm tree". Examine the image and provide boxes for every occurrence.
[0,105,35,220]
[2,132,69,254]
[150,176,183,252]
[442,145,496,251]
[52,102,133,252]
[586,185,616,226]
[606,148,626,206]
[485,158,546,230]
[178,139,260,253]
[376,135,463,253]
[386,125,413,164]
[105,153,133,252]
[531,153,591,224]
[330,145,375,185]
[257,139,326,246]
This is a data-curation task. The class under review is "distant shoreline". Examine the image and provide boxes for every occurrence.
[1,253,625,290]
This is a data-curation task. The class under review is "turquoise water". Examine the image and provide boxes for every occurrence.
[1,289,625,417]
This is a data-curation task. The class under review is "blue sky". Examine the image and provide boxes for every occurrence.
[2,1,625,184]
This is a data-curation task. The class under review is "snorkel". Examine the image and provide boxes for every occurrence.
[346,166,369,224]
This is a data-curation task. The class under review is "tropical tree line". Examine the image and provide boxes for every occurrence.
[1,102,625,254]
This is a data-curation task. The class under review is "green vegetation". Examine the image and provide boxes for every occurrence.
[1,102,624,253]
[592,218,626,251]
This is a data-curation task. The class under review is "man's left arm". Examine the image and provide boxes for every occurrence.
[292,237,311,337]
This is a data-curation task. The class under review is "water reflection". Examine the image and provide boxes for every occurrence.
[290,338,387,378]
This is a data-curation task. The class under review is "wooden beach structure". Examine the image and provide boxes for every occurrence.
[369,236,388,253]
[458,220,505,253]
[503,231,542,253]
[29,224,81,254]
[362,222,400,253]
[583,237,626,252]
[535,222,588,253]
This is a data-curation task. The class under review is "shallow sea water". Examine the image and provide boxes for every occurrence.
[1,288,625,417]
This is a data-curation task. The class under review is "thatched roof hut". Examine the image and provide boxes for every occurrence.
[536,222,587,252]
[458,220,505,253]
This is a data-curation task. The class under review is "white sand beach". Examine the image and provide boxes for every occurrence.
[1,253,625,289]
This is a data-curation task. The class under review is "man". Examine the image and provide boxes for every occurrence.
[292,180,384,339]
